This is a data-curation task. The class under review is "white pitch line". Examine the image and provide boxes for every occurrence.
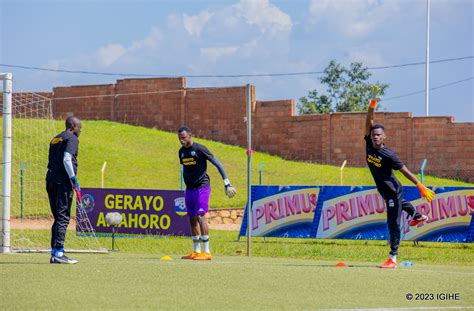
[322,307,474,311]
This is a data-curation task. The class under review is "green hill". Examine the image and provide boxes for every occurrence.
[3,119,472,216]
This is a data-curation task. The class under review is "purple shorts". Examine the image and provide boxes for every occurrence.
[185,185,211,217]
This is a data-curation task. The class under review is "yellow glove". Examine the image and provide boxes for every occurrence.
[417,183,435,203]
[370,85,381,94]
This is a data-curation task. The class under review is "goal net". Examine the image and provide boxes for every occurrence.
[1,74,106,253]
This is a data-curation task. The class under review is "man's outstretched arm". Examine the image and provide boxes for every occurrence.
[399,165,435,202]
[365,89,378,136]
[200,145,237,198]
[208,156,237,198]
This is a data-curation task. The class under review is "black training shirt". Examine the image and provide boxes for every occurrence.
[365,135,404,197]
[46,130,79,187]
[179,142,227,190]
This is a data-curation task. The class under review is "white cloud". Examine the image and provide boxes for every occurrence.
[40,1,295,91]
[96,44,126,67]
[183,10,213,37]
[131,27,162,50]
[234,0,292,34]
[308,0,407,37]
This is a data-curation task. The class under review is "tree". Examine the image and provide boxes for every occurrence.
[298,60,389,114]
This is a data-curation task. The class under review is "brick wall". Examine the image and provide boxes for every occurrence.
[53,84,115,120]
[114,78,185,131]
[23,78,473,180]
[185,86,250,146]
[253,103,416,167]
[412,117,474,179]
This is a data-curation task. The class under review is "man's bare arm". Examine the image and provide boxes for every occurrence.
[365,89,378,136]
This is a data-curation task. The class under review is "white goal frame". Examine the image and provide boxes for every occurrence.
[1,73,106,254]
[1,72,13,253]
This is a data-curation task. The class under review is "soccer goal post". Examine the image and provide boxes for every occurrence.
[1,73,12,253]
[1,73,106,253]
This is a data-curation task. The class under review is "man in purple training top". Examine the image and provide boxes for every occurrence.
[178,126,236,260]
[365,89,434,269]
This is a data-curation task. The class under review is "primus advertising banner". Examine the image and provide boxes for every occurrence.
[239,186,474,242]
[76,188,191,236]
[239,186,321,238]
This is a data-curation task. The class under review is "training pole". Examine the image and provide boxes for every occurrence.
[340,160,347,186]
[420,159,427,184]
[1,73,12,253]
[101,161,107,188]
[246,84,252,256]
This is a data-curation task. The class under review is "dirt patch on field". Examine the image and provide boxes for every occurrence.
[10,218,239,231]
[11,218,72,230]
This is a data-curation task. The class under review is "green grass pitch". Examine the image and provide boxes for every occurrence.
[2,119,473,309]
[1,252,473,310]
[1,229,473,309]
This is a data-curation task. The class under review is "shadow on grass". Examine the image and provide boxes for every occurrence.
[285,263,379,269]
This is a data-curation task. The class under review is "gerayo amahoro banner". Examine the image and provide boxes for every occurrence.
[76,188,191,236]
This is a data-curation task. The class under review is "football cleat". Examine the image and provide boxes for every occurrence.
[193,252,212,260]
[50,254,78,264]
[379,258,397,269]
[410,214,428,226]
[181,252,200,260]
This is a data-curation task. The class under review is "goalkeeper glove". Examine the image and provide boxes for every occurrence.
[71,176,82,202]
[369,85,380,109]
[416,183,435,203]
[224,178,236,198]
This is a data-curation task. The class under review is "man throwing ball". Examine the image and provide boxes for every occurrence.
[178,126,236,260]
[365,88,434,269]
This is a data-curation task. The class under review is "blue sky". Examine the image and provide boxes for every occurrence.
[1,0,473,121]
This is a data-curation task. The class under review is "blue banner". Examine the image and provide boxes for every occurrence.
[239,186,474,243]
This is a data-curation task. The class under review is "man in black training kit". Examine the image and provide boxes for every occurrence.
[178,126,236,260]
[365,89,434,269]
[46,116,82,264]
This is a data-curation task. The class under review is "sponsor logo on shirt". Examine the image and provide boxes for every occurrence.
[182,157,196,166]
[50,137,64,145]
[367,154,382,167]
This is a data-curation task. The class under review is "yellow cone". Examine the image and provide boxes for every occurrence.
[161,255,172,261]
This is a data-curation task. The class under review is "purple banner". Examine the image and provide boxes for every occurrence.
[76,188,191,236]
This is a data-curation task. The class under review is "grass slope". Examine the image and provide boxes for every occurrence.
[2,119,472,217]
